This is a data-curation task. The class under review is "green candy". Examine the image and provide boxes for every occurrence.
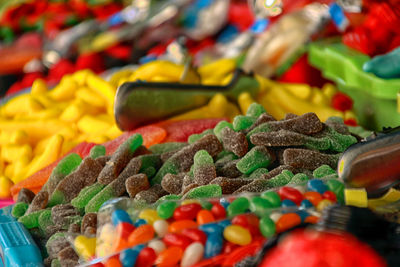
[89,145,106,159]
[266,170,294,187]
[149,142,188,154]
[11,202,28,218]
[326,179,345,204]
[139,154,162,174]
[152,161,179,185]
[261,191,281,208]
[38,209,55,234]
[18,209,48,229]
[85,185,115,213]
[233,115,257,131]
[200,200,213,210]
[215,150,238,162]
[214,121,233,139]
[249,168,269,179]
[194,150,214,167]
[188,129,214,144]
[155,194,181,205]
[289,173,310,185]
[71,183,105,209]
[43,153,82,194]
[51,259,61,267]
[227,197,249,217]
[246,103,266,118]
[246,123,272,138]
[259,216,276,238]
[184,184,222,199]
[236,146,273,175]
[313,165,336,178]
[157,201,178,219]
[141,166,156,178]
[348,126,373,139]
[326,127,358,152]
[250,196,272,216]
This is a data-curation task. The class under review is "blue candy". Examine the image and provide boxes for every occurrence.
[112,209,133,226]
[218,219,232,229]
[219,199,230,209]
[199,223,224,236]
[120,248,139,267]
[307,179,328,194]
[300,199,314,209]
[134,219,147,227]
[296,210,309,222]
[204,234,223,259]
[281,199,297,208]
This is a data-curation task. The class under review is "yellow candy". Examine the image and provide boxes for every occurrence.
[85,134,109,144]
[139,209,161,225]
[4,164,14,179]
[316,199,334,212]
[0,176,13,198]
[282,83,312,100]
[31,79,48,95]
[238,92,256,114]
[223,225,252,246]
[28,97,45,113]
[10,130,29,145]
[322,83,337,100]
[76,87,107,108]
[109,69,133,87]
[97,224,117,258]
[198,58,236,80]
[2,94,30,117]
[74,235,97,261]
[105,125,124,140]
[49,75,77,101]
[60,103,83,122]
[12,155,30,181]
[0,131,13,145]
[310,88,329,106]
[344,110,357,121]
[368,188,400,210]
[257,93,286,120]
[72,69,93,86]
[0,158,4,175]
[181,200,200,205]
[344,188,368,208]
[77,115,112,135]
[86,73,116,108]
[1,144,32,163]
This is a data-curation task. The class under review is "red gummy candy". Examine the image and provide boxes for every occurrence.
[331,92,353,112]
[76,53,105,73]
[48,59,75,81]
[343,27,375,56]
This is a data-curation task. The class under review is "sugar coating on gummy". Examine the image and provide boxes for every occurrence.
[313,165,337,178]
[17,188,36,204]
[220,127,248,157]
[149,142,188,154]
[283,149,340,170]
[97,134,143,185]
[246,113,276,133]
[233,115,257,131]
[26,191,49,214]
[210,177,251,194]
[213,121,233,140]
[126,174,150,198]
[183,184,222,199]
[11,202,29,218]
[289,173,310,184]
[188,129,214,144]
[246,103,267,118]
[161,173,185,195]
[18,209,48,229]
[71,183,105,209]
[51,204,81,229]
[193,150,216,186]
[236,146,274,175]
[90,145,106,159]
[81,213,97,234]
[95,155,111,167]
[216,159,242,178]
[248,168,269,179]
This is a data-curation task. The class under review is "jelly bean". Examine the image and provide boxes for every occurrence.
[227,197,249,217]
[116,222,135,240]
[218,219,232,229]
[231,214,260,236]
[168,220,198,233]
[136,247,157,267]
[300,199,313,209]
[204,234,223,259]
[261,191,281,208]
[199,223,224,236]
[134,219,147,227]
[326,179,345,203]
[323,190,337,202]
[181,242,205,267]
[304,215,319,224]
[211,203,226,219]
[112,209,133,226]
[223,241,239,254]
[278,187,303,205]
[181,228,207,245]
[74,235,96,261]
[148,240,166,255]
[139,209,161,225]
[276,213,302,233]
[317,199,334,212]
[250,196,272,216]
[200,200,213,210]
[106,255,122,267]
[197,209,215,225]
[155,246,183,267]
[181,199,200,205]
[173,203,202,221]
[296,210,309,222]
[128,225,155,246]
[120,248,139,267]
[163,233,192,250]
[157,201,178,220]
[153,220,169,238]
[303,191,323,207]
[270,212,282,223]
[307,179,328,194]
[223,225,252,246]
[281,199,297,208]
[259,216,276,238]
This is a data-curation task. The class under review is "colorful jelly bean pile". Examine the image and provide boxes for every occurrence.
[74,176,345,266]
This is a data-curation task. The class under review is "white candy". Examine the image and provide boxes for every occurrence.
[153,220,168,238]
[270,212,282,223]
[148,240,166,255]
[181,242,204,267]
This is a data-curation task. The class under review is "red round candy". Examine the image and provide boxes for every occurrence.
[116,222,135,240]
[278,187,303,205]
[211,203,226,220]
[181,228,207,245]
[163,233,192,250]
[173,203,202,221]
[223,241,239,254]
[231,214,260,236]
[331,92,353,112]
[135,247,157,267]
[322,191,337,203]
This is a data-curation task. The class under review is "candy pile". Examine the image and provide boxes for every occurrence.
[10,103,357,266]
